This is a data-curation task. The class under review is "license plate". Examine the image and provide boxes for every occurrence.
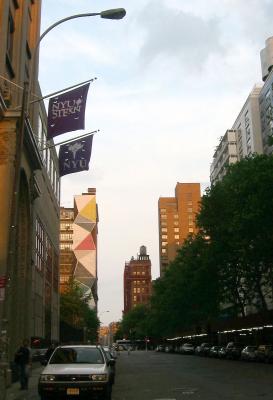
[67,388,80,395]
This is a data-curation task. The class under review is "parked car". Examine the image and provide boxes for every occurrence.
[164,345,174,353]
[255,345,273,363]
[38,345,114,400]
[180,343,195,354]
[194,345,201,355]
[218,346,227,359]
[198,343,212,356]
[209,346,221,358]
[103,347,116,384]
[225,342,244,360]
[241,346,257,361]
[31,348,48,364]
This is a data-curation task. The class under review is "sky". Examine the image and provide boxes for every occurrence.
[39,0,273,325]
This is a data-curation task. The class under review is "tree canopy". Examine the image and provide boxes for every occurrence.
[60,282,99,343]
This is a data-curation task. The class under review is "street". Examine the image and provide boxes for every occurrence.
[7,350,273,400]
[112,350,273,400]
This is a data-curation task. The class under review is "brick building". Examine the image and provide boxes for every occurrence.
[123,246,152,314]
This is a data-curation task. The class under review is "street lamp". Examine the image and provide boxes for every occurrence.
[28,8,126,106]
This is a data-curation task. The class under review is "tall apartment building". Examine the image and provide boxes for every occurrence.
[123,246,152,314]
[210,85,263,185]
[59,207,76,293]
[0,0,60,361]
[158,183,201,276]
[210,130,239,185]
[59,189,99,310]
[259,37,273,156]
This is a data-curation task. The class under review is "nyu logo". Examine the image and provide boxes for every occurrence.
[58,135,93,177]
[51,98,83,119]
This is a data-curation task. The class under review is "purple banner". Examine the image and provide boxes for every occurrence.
[47,83,90,139]
[59,135,93,177]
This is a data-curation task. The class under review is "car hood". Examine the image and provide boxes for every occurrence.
[42,364,107,375]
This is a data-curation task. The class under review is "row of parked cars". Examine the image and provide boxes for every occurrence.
[156,342,273,362]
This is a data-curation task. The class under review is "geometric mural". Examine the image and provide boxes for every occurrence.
[72,192,97,310]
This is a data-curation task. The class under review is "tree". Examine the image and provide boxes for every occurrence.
[150,235,219,336]
[119,305,152,340]
[60,281,99,343]
[197,154,273,314]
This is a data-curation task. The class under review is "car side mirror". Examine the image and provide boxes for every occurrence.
[107,359,115,366]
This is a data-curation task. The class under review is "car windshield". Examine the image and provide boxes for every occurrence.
[49,347,104,364]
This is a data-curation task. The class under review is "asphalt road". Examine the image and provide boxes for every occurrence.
[8,351,273,400]
[112,350,273,400]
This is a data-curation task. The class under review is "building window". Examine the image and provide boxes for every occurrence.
[162,242,167,246]
[160,208,166,213]
[174,228,179,233]
[142,272,145,275]
[161,214,167,220]
[174,221,179,226]
[133,288,137,293]
[174,214,179,219]
[133,296,137,301]
[162,249,166,254]
[162,235,167,239]
[161,221,167,227]
[174,235,179,239]
[189,228,194,233]
[162,228,167,232]
[187,208,193,212]
[6,11,15,61]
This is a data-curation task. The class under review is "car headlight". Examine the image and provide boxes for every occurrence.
[89,374,108,382]
[40,375,56,382]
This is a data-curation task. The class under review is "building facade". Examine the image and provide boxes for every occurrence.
[59,189,99,310]
[123,246,152,314]
[210,85,263,185]
[210,130,239,185]
[158,183,201,276]
[0,0,60,364]
[259,38,273,156]
[59,207,75,293]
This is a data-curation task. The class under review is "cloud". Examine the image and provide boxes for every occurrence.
[136,1,224,70]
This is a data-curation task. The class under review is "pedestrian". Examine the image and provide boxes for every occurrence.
[14,339,31,390]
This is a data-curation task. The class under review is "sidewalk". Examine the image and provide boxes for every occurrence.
[6,365,43,400]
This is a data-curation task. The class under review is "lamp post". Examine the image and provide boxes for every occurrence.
[2,8,125,396]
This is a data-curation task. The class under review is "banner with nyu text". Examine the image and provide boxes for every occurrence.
[59,135,93,177]
[47,83,90,139]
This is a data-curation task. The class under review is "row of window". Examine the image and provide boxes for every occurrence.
[133,287,147,294]
[60,223,73,230]
[132,271,146,276]
[38,115,60,202]
[35,218,58,291]
[60,243,73,250]
[133,280,147,285]
[60,233,73,240]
